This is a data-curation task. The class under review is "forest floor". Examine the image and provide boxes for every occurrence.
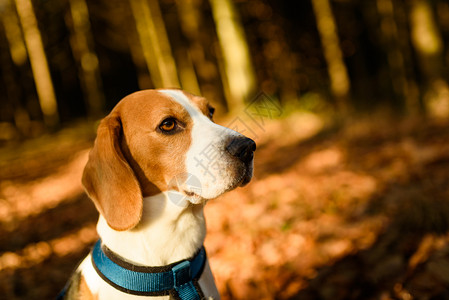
[0,112,449,299]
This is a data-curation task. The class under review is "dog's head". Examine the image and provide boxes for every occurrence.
[82,89,255,231]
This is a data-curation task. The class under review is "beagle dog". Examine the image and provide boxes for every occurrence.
[60,89,255,299]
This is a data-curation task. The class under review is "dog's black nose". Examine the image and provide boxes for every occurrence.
[225,137,256,163]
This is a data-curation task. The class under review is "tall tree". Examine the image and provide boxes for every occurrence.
[164,0,201,95]
[409,0,449,118]
[209,0,256,111]
[1,0,27,67]
[175,0,224,107]
[14,0,59,127]
[1,0,30,135]
[129,0,180,88]
[67,0,105,117]
[376,0,412,111]
[311,0,350,110]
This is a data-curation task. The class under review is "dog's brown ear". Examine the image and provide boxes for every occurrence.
[82,114,142,231]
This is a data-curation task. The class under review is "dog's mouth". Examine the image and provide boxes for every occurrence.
[180,170,252,203]
[239,171,253,187]
[237,165,253,187]
[181,189,203,204]
[174,158,254,203]
[184,190,196,197]
[229,160,254,189]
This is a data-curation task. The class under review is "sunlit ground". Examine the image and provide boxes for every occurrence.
[1,113,449,299]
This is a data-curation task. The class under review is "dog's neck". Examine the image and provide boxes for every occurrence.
[96,192,206,267]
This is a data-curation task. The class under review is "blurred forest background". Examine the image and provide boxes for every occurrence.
[1,0,449,299]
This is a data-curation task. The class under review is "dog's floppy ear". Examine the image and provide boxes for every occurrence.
[82,113,142,231]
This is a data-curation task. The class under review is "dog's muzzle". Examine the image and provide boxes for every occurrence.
[225,137,256,186]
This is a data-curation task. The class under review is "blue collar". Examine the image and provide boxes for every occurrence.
[91,239,206,299]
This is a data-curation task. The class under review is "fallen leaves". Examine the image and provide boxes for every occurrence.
[1,115,449,299]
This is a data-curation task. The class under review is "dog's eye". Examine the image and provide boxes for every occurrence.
[159,118,177,132]
[208,107,215,119]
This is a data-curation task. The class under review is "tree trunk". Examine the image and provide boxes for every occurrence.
[311,0,350,110]
[68,0,105,117]
[14,0,59,127]
[409,0,449,118]
[209,0,256,112]
[129,0,180,88]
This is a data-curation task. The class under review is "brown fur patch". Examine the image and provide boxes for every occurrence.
[63,272,96,300]
[181,90,214,119]
[117,90,192,196]
[78,275,97,300]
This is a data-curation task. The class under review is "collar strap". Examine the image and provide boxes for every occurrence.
[91,239,206,299]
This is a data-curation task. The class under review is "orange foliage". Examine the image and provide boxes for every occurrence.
[1,115,449,299]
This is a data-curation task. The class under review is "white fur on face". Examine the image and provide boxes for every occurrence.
[159,90,252,203]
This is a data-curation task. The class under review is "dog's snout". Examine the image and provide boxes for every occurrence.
[225,137,256,163]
